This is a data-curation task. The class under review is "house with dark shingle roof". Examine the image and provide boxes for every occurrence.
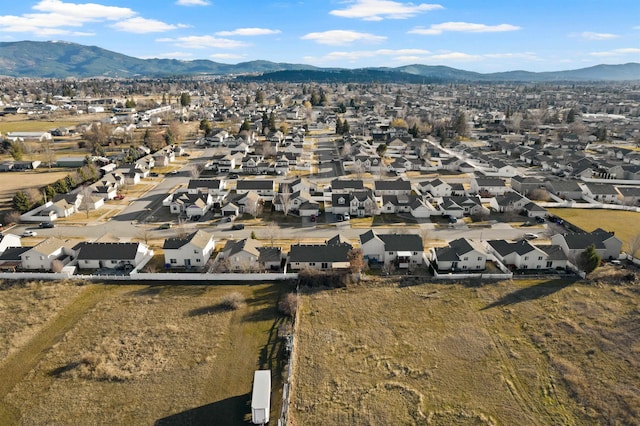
[551,228,622,260]
[236,179,275,198]
[359,230,423,268]
[163,230,215,270]
[430,238,487,271]
[220,238,282,271]
[288,235,353,271]
[487,240,550,270]
[73,242,152,270]
[373,178,412,196]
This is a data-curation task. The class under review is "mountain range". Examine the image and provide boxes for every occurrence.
[0,41,638,82]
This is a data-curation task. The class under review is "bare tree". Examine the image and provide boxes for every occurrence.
[265,221,279,247]
[51,259,64,273]
[528,188,551,201]
[79,186,94,219]
[190,161,205,179]
[629,233,640,259]
[279,183,292,216]
[42,138,56,169]
[341,140,352,158]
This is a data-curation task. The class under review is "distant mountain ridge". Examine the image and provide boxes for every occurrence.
[0,40,638,82]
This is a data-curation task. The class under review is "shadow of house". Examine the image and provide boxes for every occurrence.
[481,279,574,311]
[155,393,250,426]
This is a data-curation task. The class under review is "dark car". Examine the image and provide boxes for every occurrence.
[39,222,55,228]
[229,173,239,179]
[231,224,245,230]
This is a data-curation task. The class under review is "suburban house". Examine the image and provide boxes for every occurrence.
[418,178,452,197]
[522,201,547,218]
[470,176,509,196]
[220,238,282,272]
[0,233,21,254]
[487,240,555,270]
[545,180,583,201]
[374,178,412,196]
[163,230,215,270]
[359,230,423,268]
[489,191,530,213]
[236,179,275,199]
[165,192,213,218]
[551,229,622,261]
[328,178,364,194]
[430,238,487,272]
[20,238,74,271]
[581,183,621,204]
[73,242,153,270]
[510,176,543,196]
[288,235,353,271]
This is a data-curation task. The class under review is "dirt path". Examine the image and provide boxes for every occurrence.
[0,284,128,424]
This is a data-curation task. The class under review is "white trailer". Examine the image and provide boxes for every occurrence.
[251,370,271,424]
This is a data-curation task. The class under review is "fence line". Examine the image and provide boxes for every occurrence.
[0,272,298,282]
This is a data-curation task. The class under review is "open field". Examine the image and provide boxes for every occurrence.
[548,208,640,251]
[291,273,640,425]
[0,169,75,211]
[0,281,293,425]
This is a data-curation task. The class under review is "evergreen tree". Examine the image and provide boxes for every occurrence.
[577,244,600,276]
[199,119,212,136]
[255,90,264,104]
[12,191,31,213]
[180,92,191,107]
[566,108,576,123]
[336,117,344,135]
[268,112,277,132]
[240,119,251,132]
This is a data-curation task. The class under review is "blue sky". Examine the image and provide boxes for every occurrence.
[0,0,638,72]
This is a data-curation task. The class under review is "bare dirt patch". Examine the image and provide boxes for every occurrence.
[291,278,640,425]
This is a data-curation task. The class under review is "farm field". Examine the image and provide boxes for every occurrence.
[291,273,640,425]
[0,169,74,211]
[0,281,293,426]
[548,208,640,251]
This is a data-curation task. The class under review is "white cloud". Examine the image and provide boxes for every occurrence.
[210,53,246,61]
[112,17,187,34]
[575,31,619,40]
[330,0,443,21]
[590,47,640,57]
[176,0,210,5]
[301,30,386,45]
[216,28,281,36]
[33,0,134,20]
[157,35,249,49]
[409,22,521,35]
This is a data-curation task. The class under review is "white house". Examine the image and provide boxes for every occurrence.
[163,230,215,270]
[20,238,74,271]
[74,242,152,270]
[359,230,423,268]
[430,238,487,271]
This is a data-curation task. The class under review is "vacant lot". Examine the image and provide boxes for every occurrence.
[548,208,640,251]
[0,281,292,425]
[291,276,640,425]
[0,169,73,211]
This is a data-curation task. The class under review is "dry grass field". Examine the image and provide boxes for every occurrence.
[0,169,73,211]
[547,208,640,251]
[0,281,293,426]
[291,273,640,425]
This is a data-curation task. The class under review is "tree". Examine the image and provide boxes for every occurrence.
[566,108,576,123]
[341,140,352,158]
[255,90,264,104]
[577,244,600,276]
[279,183,292,216]
[13,191,31,213]
[390,118,408,129]
[165,122,184,145]
[278,293,298,318]
[9,142,24,161]
[453,110,468,137]
[376,143,387,157]
[629,233,640,258]
[42,138,55,169]
[240,119,251,132]
[199,119,213,136]
[180,92,191,107]
[125,98,136,109]
[347,248,365,274]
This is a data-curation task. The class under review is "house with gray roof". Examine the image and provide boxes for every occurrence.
[220,238,281,272]
[487,240,551,270]
[288,235,353,271]
[359,230,423,268]
[163,230,215,270]
[430,238,487,272]
[373,178,412,196]
[545,180,583,200]
[551,228,622,261]
[20,237,74,271]
[73,242,152,270]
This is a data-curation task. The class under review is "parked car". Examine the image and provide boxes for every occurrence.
[39,222,54,228]
[150,172,159,177]
[159,223,172,230]
[22,230,37,237]
[169,170,179,175]
[536,216,546,223]
[229,173,239,179]
[231,224,245,230]
[114,194,125,200]
[524,233,539,239]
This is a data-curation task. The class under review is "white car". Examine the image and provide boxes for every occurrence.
[22,230,37,237]
[524,233,538,239]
